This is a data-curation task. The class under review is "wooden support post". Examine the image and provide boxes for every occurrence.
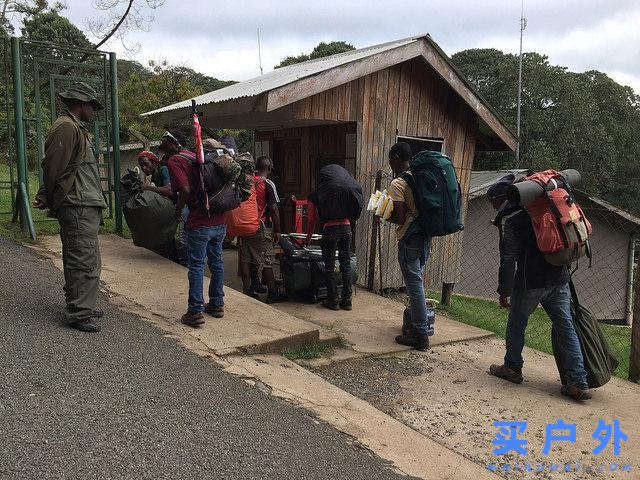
[367,170,383,291]
[630,273,640,383]
[441,282,455,308]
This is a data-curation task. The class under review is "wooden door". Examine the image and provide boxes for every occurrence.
[273,138,302,233]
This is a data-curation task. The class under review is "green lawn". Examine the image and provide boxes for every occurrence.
[388,289,631,379]
[0,162,130,241]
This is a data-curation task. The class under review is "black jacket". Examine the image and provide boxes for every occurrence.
[495,204,569,297]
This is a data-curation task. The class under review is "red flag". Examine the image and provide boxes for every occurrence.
[191,100,209,214]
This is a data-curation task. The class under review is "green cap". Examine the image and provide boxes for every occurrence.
[57,82,104,111]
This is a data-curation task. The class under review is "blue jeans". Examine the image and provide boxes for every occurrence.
[398,232,432,336]
[505,283,587,387]
[186,225,226,313]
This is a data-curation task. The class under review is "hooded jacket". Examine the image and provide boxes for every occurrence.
[494,203,569,297]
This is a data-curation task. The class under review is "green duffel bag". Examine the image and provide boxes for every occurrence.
[123,190,178,250]
[552,280,619,388]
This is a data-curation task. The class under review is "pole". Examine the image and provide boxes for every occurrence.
[257,28,264,75]
[10,37,27,197]
[625,236,636,325]
[367,170,383,291]
[109,52,123,236]
[630,265,640,383]
[515,0,526,167]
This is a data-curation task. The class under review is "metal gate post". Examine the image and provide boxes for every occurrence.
[109,52,122,235]
[11,36,36,240]
[10,37,27,194]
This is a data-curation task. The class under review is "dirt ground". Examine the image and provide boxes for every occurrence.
[316,336,639,480]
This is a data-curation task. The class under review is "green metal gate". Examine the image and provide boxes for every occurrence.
[1,36,122,239]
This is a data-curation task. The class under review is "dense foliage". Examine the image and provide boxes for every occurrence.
[451,48,640,214]
[275,41,355,68]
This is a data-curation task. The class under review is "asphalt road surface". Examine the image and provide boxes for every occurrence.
[0,236,413,480]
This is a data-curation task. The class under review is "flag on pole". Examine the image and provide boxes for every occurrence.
[191,99,209,214]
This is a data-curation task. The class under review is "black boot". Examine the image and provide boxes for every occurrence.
[339,298,352,311]
[322,298,340,310]
[70,319,101,333]
[402,308,413,336]
[395,332,429,351]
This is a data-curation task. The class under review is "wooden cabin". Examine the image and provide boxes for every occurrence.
[144,35,517,293]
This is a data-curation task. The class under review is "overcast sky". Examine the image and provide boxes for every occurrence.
[62,0,640,93]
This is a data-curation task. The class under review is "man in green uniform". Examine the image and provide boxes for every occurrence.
[33,82,107,333]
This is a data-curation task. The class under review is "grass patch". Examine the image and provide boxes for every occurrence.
[0,163,130,242]
[385,288,632,379]
[283,337,348,360]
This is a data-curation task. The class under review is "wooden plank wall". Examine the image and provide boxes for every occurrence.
[289,57,478,289]
[255,123,357,233]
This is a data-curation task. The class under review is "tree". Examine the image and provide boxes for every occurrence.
[85,0,165,53]
[117,60,234,140]
[275,40,355,68]
[451,48,640,214]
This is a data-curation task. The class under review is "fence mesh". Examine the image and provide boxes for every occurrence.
[355,165,637,380]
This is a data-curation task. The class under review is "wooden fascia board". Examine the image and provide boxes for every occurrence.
[266,41,424,113]
[419,40,518,152]
[143,94,267,126]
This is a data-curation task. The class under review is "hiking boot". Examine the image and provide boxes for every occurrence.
[204,304,224,318]
[561,384,592,401]
[243,288,259,299]
[181,311,205,327]
[402,308,413,336]
[265,292,287,304]
[322,298,340,311]
[339,299,352,311]
[91,309,105,318]
[70,319,101,333]
[394,332,429,351]
[414,333,429,351]
[489,364,523,384]
[251,283,267,294]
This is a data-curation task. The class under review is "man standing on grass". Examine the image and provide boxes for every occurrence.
[486,174,591,401]
[162,131,226,327]
[33,82,107,333]
[386,142,431,351]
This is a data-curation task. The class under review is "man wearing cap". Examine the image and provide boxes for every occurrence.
[487,174,591,401]
[33,82,107,333]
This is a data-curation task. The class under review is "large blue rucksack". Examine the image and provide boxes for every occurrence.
[401,150,463,237]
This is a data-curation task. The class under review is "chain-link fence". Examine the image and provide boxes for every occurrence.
[356,166,639,381]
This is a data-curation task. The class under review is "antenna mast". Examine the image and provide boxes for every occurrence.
[257,28,264,75]
[515,0,526,166]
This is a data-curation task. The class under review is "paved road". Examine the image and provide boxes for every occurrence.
[0,236,412,480]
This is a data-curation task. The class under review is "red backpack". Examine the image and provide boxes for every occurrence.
[524,170,592,266]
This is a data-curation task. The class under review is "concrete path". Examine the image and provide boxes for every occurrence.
[0,236,414,480]
[318,338,640,479]
[31,234,503,479]
[221,247,494,361]
[36,235,322,356]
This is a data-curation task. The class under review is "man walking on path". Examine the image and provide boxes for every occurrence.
[386,142,431,351]
[486,175,591,401]
[33,82,107,333]
[163,131,226,327]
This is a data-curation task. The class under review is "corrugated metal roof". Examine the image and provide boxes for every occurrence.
[142,35,423,117]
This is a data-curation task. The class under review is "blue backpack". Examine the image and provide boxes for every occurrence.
[401,150,463,237]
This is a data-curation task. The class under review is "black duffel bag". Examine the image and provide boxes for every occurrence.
[551,280,619,388]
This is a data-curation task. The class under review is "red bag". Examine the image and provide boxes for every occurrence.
[225,183,259,237]
[525,170,592,266]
